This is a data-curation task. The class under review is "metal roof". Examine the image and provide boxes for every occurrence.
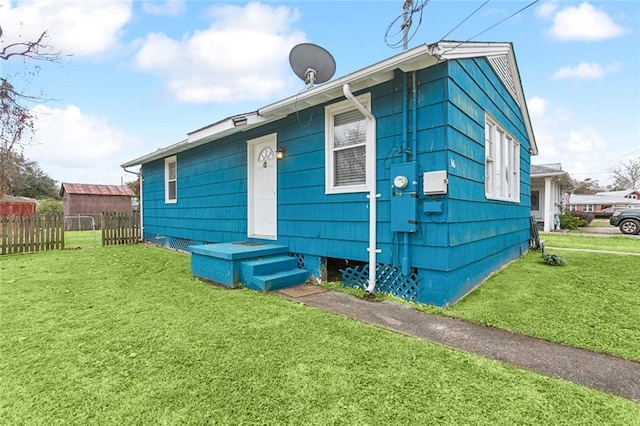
[122,40,537,168]
[60,183,135,197]
[0,195,37,203]
[569,193,640,206]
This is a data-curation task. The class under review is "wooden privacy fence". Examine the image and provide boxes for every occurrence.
[1,214,64,255]
[101,212,140,246]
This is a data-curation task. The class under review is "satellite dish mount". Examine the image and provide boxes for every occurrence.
[289,43,336,88]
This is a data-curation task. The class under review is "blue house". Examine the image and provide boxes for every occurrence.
[122,41,538,307]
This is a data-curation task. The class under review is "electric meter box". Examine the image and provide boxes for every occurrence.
[423,170,448,195]
[390,162,418,233]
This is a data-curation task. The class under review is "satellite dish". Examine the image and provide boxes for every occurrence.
[289,43,336,87]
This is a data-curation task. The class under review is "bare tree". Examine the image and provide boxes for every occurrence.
[610,157,640,190]
[0,23,62,194]
[572,178,604,195]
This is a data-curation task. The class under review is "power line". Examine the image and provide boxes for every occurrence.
[434,0,540,60]
[439,0,490,41]
[467,0,539,41]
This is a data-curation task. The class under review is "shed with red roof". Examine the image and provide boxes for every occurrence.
[60,183,135,228]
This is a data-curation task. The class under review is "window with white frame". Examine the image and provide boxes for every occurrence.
[584,204,595,212]
[325,93,372,194]
[485,114,520,202]
[165,156,177,203]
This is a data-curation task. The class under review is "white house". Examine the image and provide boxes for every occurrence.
[530,164,574,232]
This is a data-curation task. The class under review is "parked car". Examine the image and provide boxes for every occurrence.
[609,208,640,235]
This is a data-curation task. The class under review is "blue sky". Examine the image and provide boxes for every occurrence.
[2,0,638,187]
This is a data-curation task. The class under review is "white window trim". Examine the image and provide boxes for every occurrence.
[485,114,520,203]
[165,155,177,204]
[325,93,373,194]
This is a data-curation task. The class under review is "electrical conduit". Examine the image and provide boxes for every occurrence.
[343,83,379,294]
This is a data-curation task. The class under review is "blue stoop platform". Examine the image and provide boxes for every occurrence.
[188,242,309,291]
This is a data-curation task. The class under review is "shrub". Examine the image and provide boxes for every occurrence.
[37,199,63,215]
[559,211,584,230]
[570,211,595,225]
[542,252,567,266]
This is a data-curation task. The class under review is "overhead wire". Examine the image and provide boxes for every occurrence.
[434,0,540,60]
[438,0,490,41]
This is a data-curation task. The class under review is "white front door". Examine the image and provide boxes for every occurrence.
[247,134,277,239]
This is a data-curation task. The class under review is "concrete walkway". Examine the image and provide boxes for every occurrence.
[279,286,640,403]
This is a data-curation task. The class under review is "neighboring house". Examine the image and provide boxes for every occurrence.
[122,41,538,307]
[0,195,37,215]
[569,190,640,214]
[530,164,574,232]
[60,183,135,229]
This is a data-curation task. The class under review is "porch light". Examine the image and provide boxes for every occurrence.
[276,146,286,160]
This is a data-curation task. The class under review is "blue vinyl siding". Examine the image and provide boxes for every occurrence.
[141,57,533,306]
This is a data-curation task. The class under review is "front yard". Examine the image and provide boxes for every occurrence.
[1,239,639,424]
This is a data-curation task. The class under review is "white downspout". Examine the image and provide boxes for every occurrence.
[123,166,143,241]
[343,83,379,294]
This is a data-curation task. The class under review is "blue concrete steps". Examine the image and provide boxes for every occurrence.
[189,242,308,292]
[246,268,310,292]
[240,255,297,278]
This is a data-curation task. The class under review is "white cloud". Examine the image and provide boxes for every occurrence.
[143,0,185,17]
[566,128,607,153]
[133,2,306,104]
[544,2,627,41]
[23,104,144,185]
[528,96,612,184]
[0,0,132,57]
[535,1,559,19]
[551,62,621,80]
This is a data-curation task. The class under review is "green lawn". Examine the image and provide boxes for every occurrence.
[65,230,99,248]
[542,233,640,253]
[2,245,639,424]
[421,249,640,362]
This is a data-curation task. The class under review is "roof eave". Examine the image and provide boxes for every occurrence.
[122,41,539,167]
[258,43,436,118]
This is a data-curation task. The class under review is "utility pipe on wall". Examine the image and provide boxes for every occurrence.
[401,72,410,275]
[343,83,379,294]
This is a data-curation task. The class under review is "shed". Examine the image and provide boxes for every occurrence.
[0,195,37,215]
[122,41,538,307]
[60,183,135,229]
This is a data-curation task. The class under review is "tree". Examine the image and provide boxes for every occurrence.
[2,150,59,199]
[572,178,604,195]
[0,22,62,194]
[125,176,141,198]
[610,157,640,190]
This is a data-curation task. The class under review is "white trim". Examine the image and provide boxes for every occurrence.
[325,93,372,194]
[485,114,520,203]
[122,41,537,168]
[164,156,177,204]
[247,133,278,240]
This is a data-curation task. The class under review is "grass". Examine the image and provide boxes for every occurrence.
[542,233,640,253]
[65,230,99,249]
[421,249,640,362]
[586,218,611,227]
[2,245,639,424]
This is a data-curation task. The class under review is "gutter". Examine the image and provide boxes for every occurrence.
[342,83,379,294]
[123,166,143,241]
